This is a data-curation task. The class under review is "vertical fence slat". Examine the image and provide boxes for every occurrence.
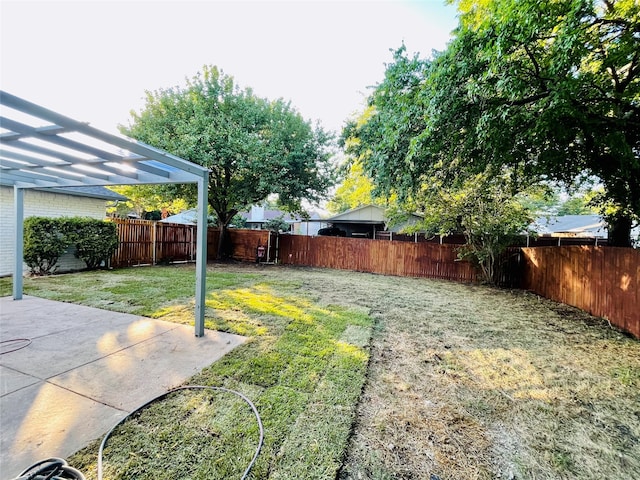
[522,246,639,338]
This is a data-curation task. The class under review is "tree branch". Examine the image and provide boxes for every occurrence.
[609,65,621,91]
[523,44,544,87]
[619,50,640,92]
[488,91,550,107]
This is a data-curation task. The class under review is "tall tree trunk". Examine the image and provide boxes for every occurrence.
[214,209,238,259]
[216,224,227,259]
[607,214,632,247]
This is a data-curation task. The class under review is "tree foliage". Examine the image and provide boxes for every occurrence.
[106,185,188,219]
[345,1,639,246]
[327,159,388,213]
[343,45,533,283]
[123,66,335,257]
[420,0,640,245]
[263,215,291,232]
[415,173,532,284]
[342,47,431,200]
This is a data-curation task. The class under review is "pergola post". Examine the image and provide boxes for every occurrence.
[13,186,24,300]
[194,175,209,337]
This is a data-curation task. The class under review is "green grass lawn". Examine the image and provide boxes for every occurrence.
[4,263,638,480]
[1,265,373,479]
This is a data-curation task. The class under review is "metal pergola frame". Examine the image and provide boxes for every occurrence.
[0,91,210,337]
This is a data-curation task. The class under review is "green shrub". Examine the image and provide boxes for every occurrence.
[67,218,119,270]
[23,217,69,275]
[23,217,119,275]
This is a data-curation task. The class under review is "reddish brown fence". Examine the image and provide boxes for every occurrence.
[207,228,276,263]
[521,246,640,338]
[112,219,276,267]
[278,235,478,282]
[111,219,155,267]
[111,219,196,267]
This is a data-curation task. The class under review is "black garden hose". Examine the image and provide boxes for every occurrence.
[12,457,85,480]
[0,339,32,355]
[98,385,264,480]
[11,386,263,480]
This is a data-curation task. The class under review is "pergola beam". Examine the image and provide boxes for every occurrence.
[1,90,210,337]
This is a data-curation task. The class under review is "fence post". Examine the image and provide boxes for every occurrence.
[152,221,157,265]
[191,225,196,261]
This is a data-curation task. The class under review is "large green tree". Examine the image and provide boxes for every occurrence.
[343,47,533,283]
[342,46,432,200]
[417,0,640,245]
[123,66,335,257]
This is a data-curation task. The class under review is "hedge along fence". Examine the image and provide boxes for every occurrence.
[23,217,118,275]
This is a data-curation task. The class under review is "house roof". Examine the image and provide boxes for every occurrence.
[239,207,322,224]
[326,204,386,224]
[161,208,207,225]
[530,215,607,237]
[36,186,128,201]
[160,209,198,225]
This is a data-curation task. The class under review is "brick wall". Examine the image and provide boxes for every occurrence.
[0,186,108,277]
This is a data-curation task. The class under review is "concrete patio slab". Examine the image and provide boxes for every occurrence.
[1,382,124,479]
[0,366,39,397]
[0,295,246,478]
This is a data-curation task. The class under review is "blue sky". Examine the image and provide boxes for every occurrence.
[1,0,458,134]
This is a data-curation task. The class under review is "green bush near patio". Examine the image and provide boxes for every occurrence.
[22,217,118,275]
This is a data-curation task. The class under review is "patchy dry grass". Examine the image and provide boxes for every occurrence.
[272,267,639,480]
[2,263,638,479]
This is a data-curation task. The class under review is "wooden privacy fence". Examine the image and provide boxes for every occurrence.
[207,228,277,263]
[111,219,276,267]
[521,246,639,338]
[111,218,197,267]
[110,220,638,338]
[278,235,479,281]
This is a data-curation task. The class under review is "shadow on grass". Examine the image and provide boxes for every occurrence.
[70,279,373,480]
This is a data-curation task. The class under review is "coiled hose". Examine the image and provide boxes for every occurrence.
[98,385,264,480]
[12,457,85,480]
[12,386,263,480]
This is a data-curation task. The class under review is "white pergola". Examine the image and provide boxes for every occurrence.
[0,91,210,337]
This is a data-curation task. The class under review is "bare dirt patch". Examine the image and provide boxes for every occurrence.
[225,264,640,480]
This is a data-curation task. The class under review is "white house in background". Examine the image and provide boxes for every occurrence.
[323,204,423,238]
[0,186,126,276]
[529,215,608,238]
[239,205,326,235]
